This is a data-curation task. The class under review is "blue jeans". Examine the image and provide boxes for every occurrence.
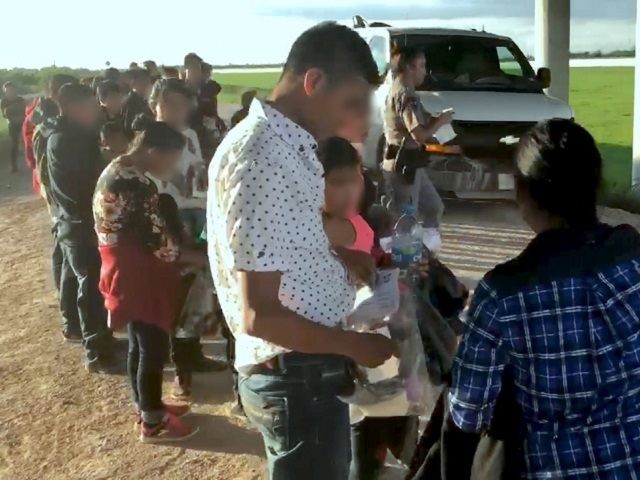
[239,353,353,480]
[59,241,109,359]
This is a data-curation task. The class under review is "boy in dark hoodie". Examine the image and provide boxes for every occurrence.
[47,83,113,372]
[121,68,153,137]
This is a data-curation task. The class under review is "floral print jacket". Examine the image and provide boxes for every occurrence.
[93,156,179,262]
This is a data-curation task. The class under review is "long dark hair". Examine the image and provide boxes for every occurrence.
[515,118,602,228]
[128,120,185,153]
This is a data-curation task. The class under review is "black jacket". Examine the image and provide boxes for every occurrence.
[47,116,104,244]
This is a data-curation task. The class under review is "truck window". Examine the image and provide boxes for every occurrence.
[400,34,541,93]
[368,36,389,77]
[497,46,524,76]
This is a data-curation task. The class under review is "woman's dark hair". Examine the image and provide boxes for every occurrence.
[148,78,192,112]
[158,193,184,241]
[317,137,361,176]
[284,22,380,86]
[96,80,120,103]
[390,45,425,75]
[515,118,602,228]
[129,120,186,153]
[100,121,126,142]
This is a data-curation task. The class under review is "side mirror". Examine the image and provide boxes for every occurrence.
[537,67,551,89]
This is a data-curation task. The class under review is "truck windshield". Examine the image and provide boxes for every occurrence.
[398,34,542,93]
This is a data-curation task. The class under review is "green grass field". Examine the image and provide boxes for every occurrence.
[0,67,634,195]
[214,67,636,194]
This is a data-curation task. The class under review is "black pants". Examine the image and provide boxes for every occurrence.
[59,241,109,358]
[128,321,170,419]
[171,337,195,376]
[8,122,21,172]
[350,416,419,480]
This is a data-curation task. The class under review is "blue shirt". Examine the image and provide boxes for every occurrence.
[450,224,640,479]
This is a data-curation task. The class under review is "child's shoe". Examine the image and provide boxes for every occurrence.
[140,413,198,443]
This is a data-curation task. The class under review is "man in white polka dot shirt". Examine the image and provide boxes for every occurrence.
[207,22,396,480]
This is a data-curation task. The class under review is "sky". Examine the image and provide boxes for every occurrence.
[0,0,636,69]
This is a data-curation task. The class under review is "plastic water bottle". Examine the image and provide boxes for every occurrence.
[391,205,422,269]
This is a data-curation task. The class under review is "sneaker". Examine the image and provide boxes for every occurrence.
[61,330,82,344]
[140,413,199,443]
[134,402,191,431]
[84,355,119,374]
[422,228,442,255]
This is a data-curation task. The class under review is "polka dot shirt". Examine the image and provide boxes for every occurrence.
[207,100,355,370]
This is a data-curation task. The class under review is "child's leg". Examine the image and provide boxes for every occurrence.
[349,417,387,480]
[134,322,169,425]
[171,335,193,401]
[127,322,141,409]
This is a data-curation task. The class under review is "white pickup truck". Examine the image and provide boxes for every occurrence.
[353,17,573,198]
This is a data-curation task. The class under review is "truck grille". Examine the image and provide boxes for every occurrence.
[452,120,537,161]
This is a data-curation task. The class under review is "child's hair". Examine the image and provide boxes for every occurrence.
[129,68,151,84]
[161,66,180,79]
[100,121,126,144]
[49,74,78,97]
[148,78,192,112]
[129,120,186,152]
[240,90,257,109]
[104,67,120,82]
[317,137,361,176]
[96,80,120,104]
[57,83,94,110]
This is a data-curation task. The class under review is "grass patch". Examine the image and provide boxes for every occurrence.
[570,67,634,194]
[214,71,280,105]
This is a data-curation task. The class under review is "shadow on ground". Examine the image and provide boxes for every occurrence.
[152,412,264,456]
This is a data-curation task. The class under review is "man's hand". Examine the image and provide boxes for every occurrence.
[335,247,375,286]
[348,331,397,368]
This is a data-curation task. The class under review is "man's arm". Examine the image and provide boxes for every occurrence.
[240,270,395,368]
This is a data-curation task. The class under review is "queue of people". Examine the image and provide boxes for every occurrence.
[3,19,640,480]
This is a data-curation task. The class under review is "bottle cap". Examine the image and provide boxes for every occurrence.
[401,204,416,215]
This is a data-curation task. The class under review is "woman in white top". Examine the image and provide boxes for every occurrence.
[147,78,224,388]
[148,78,208,238]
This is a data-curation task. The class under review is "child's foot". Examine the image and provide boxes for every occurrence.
[140,414,199,443]
[61,330,82,344]
[171,373,192,402]
[134,402,190,431]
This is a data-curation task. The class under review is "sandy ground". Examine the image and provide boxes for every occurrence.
[1,154,638,479]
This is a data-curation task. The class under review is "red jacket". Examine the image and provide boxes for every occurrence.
[98,239,182,333]
[22,98,40,193]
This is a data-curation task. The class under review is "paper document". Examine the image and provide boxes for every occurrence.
[434,123,457,144]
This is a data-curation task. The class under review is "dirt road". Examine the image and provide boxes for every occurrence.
[1,162,638,480]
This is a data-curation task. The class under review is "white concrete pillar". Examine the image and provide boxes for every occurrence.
[535,0,571,102]
[632,2,640,187]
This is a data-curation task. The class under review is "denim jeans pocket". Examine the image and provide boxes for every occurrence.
[239,378,290,455]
